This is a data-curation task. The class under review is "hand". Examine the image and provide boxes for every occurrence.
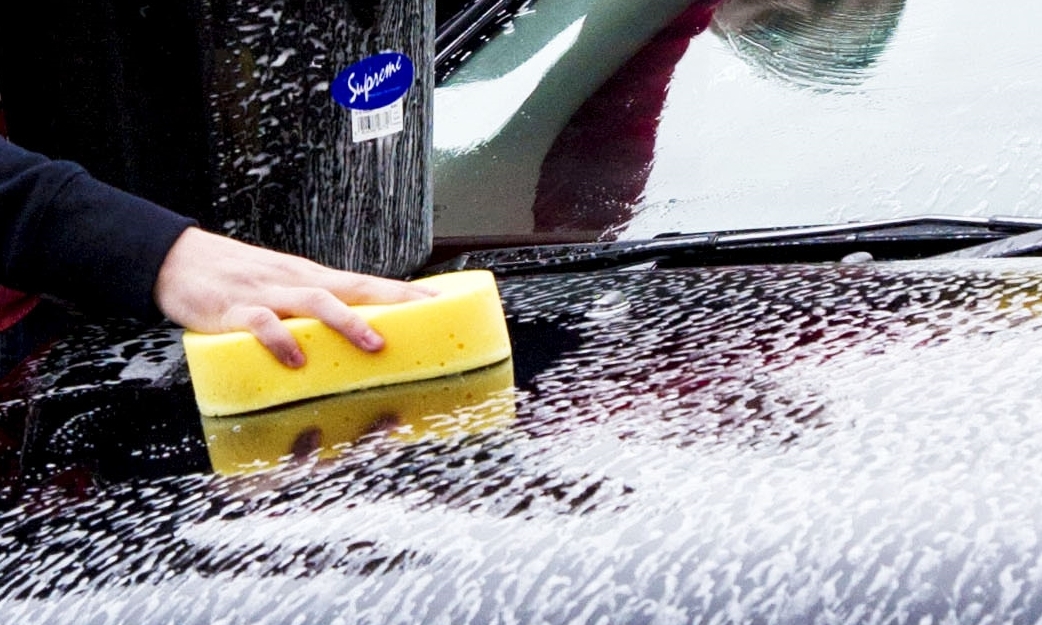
[154,227,436,367]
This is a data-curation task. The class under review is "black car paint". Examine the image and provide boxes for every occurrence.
[3,260,1042,621]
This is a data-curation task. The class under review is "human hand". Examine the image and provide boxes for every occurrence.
[154,227,437,367]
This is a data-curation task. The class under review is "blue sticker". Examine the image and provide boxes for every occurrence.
[331,52,415,111]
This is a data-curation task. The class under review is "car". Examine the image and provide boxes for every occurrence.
[3,0,1042,622]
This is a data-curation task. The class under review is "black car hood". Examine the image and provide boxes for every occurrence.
[3,258,1042,622]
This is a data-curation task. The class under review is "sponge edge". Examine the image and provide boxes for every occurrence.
[183,270,512,417]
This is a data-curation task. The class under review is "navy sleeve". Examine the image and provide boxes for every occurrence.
[0,138,197,320]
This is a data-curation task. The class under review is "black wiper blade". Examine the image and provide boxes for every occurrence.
[427,215,1042,275]
[435,0,525,81]
[436,0,510,63]
[931,226,1042,259]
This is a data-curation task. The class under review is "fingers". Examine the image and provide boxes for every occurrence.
[277,288,386,352]
[237,288,389,360]
[223,305,306,368]
[319,272,439,305]
[157,228,440,367]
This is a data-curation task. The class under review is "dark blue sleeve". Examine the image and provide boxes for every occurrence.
[0,138,197,320]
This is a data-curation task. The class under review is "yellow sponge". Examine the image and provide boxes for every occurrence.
[182,270,512,416]
[201,359,516,474]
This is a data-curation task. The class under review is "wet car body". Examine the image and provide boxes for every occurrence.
[6,257,1042,622]
[5,0,1042,623]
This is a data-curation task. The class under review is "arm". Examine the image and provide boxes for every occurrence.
[0,138,195,319]
[1,139,435,366]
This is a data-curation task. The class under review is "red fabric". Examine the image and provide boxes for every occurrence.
[0,103,40,330]
[0,286,39,331]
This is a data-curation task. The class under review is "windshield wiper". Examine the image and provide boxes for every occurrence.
[435,0,526,81]
[426,215,1042,275]
[931,226,1042,259]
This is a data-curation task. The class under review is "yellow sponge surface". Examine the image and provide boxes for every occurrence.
[182,270,512,416]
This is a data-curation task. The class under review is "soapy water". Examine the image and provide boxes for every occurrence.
[584,290,632,320]
[710,0,906,92]
[624,0,1042,237]
[5,261,1042,621]
[435,0,1042,242]
[208,0,432,275]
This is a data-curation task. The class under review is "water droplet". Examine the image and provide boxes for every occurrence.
[586,290,632,320]
[841,251,874,263]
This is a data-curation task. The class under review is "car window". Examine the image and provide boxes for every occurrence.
[433,0,1042,246]
[433,0,699,243]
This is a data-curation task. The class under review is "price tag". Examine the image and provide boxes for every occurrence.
[350,99,405,142]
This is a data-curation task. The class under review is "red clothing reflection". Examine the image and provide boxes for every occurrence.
[0,288,38,331]
[0,106,40,331]
[533,1,721,237]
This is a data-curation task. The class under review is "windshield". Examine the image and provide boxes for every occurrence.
[433,0,1042,244]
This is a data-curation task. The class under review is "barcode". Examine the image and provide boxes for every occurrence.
[351,100,404,142]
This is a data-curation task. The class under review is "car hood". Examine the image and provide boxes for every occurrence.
[3,258,1042,622]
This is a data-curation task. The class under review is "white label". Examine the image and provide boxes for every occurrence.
[351,99,404,142]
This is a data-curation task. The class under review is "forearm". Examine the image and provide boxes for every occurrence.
[0,139,196,319]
